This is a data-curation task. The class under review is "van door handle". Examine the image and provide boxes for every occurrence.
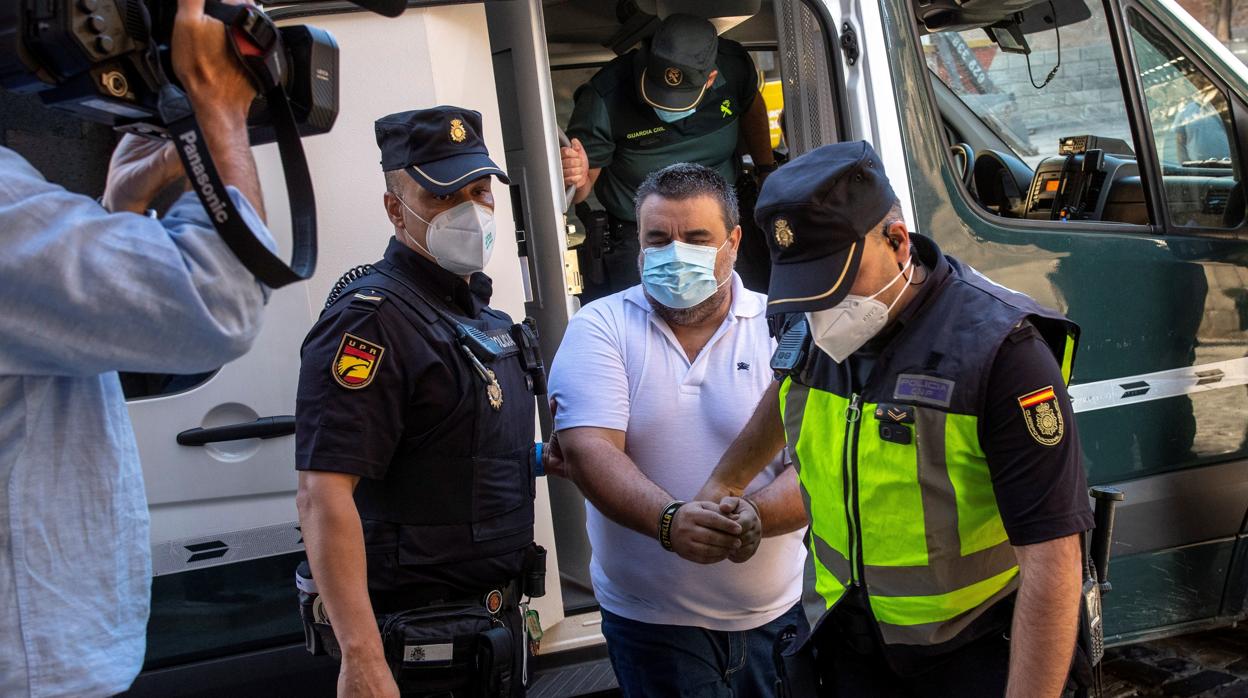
[176,416,296,446]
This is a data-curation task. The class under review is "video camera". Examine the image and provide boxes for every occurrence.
[0,0,406,288]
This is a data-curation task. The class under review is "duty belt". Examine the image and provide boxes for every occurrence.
[297,571,523,661]
[369,579,525,618]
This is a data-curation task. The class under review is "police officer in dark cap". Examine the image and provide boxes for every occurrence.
[698,141,1093,696]
[295,106,547,698]
[560,13,777,302]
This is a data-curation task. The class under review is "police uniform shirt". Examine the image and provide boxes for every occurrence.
[297,240,490,477]
[295,238,532,596]
[822,235,1094,670]
[566,37,759,222]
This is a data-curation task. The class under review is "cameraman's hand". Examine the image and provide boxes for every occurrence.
[102,135,186,214]
[172,0,257,119]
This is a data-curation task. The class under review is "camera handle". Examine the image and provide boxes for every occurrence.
[154,2,318,289]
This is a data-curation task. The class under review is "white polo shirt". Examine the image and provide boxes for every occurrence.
[549,274,806,631]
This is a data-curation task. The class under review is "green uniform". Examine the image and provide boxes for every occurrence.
[567,38,759,223]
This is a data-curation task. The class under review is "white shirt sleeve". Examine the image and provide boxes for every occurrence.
[548,302,631,433]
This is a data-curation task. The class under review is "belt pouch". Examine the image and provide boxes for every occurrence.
[523,545,547,599]
[380,602,510,696]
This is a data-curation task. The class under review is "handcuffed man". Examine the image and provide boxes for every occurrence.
[548,163,808,697]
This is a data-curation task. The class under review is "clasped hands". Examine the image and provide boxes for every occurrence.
[540,400,761,565]
[667,493,762,565]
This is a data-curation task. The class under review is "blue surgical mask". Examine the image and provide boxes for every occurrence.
[654,107,696,123]
[641,239,730,309]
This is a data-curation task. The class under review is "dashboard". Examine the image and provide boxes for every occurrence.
[969,136,1148,225]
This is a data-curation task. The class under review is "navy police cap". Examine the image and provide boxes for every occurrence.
[755,141,898,317]
[375,106,509,196]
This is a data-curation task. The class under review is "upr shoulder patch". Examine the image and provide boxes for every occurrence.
[1018,385,1064,446]
[332,333,385,390]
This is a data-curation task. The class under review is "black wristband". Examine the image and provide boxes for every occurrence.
[658,500,685,551]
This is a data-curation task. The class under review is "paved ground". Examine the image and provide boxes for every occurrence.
[1102,624,1248,697]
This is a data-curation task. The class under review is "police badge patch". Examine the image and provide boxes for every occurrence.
[774,217,794,248]
[332,333,385,389]
[484,367,504,411]
[449,118,467,143]
[1018,385,1064,446]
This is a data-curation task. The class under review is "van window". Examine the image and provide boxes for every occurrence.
[922,5,1132,169]
[920,1,1152,226]
[1128,12,1243,230]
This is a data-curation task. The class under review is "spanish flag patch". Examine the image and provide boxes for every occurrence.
[1017,385,1063,446]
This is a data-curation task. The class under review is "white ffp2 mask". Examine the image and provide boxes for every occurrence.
[806,259,913,363]
[398,198,496,276]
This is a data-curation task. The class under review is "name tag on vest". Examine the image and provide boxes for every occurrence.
[485,328,520,358]
[894,374,955,408]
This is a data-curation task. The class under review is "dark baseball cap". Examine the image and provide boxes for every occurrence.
[639,14,718,112]
[755,141,898,316]
[375,106,509,197]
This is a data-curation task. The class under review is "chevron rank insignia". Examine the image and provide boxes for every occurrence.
[1018,385,1064,446]
[333,333,385,390]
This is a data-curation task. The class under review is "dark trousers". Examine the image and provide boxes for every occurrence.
[812,621,1010,697]
[601,603,809,698]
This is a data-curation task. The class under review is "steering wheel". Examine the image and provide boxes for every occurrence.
[950,143,975,187]
[558,128,580,213]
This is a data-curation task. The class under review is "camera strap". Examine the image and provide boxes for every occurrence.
[159,84,316,289]
[152,1,318,289]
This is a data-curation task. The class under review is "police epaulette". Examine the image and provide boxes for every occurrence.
[347,290,387,308]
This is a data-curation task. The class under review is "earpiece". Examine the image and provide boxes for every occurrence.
[888,236,901,251]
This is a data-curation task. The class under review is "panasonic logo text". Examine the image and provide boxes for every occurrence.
[179,131,229,224]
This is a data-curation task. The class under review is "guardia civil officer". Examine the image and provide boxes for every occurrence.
[697,142,1093,697]
[295,107,545,698]
[560,13,776,301]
